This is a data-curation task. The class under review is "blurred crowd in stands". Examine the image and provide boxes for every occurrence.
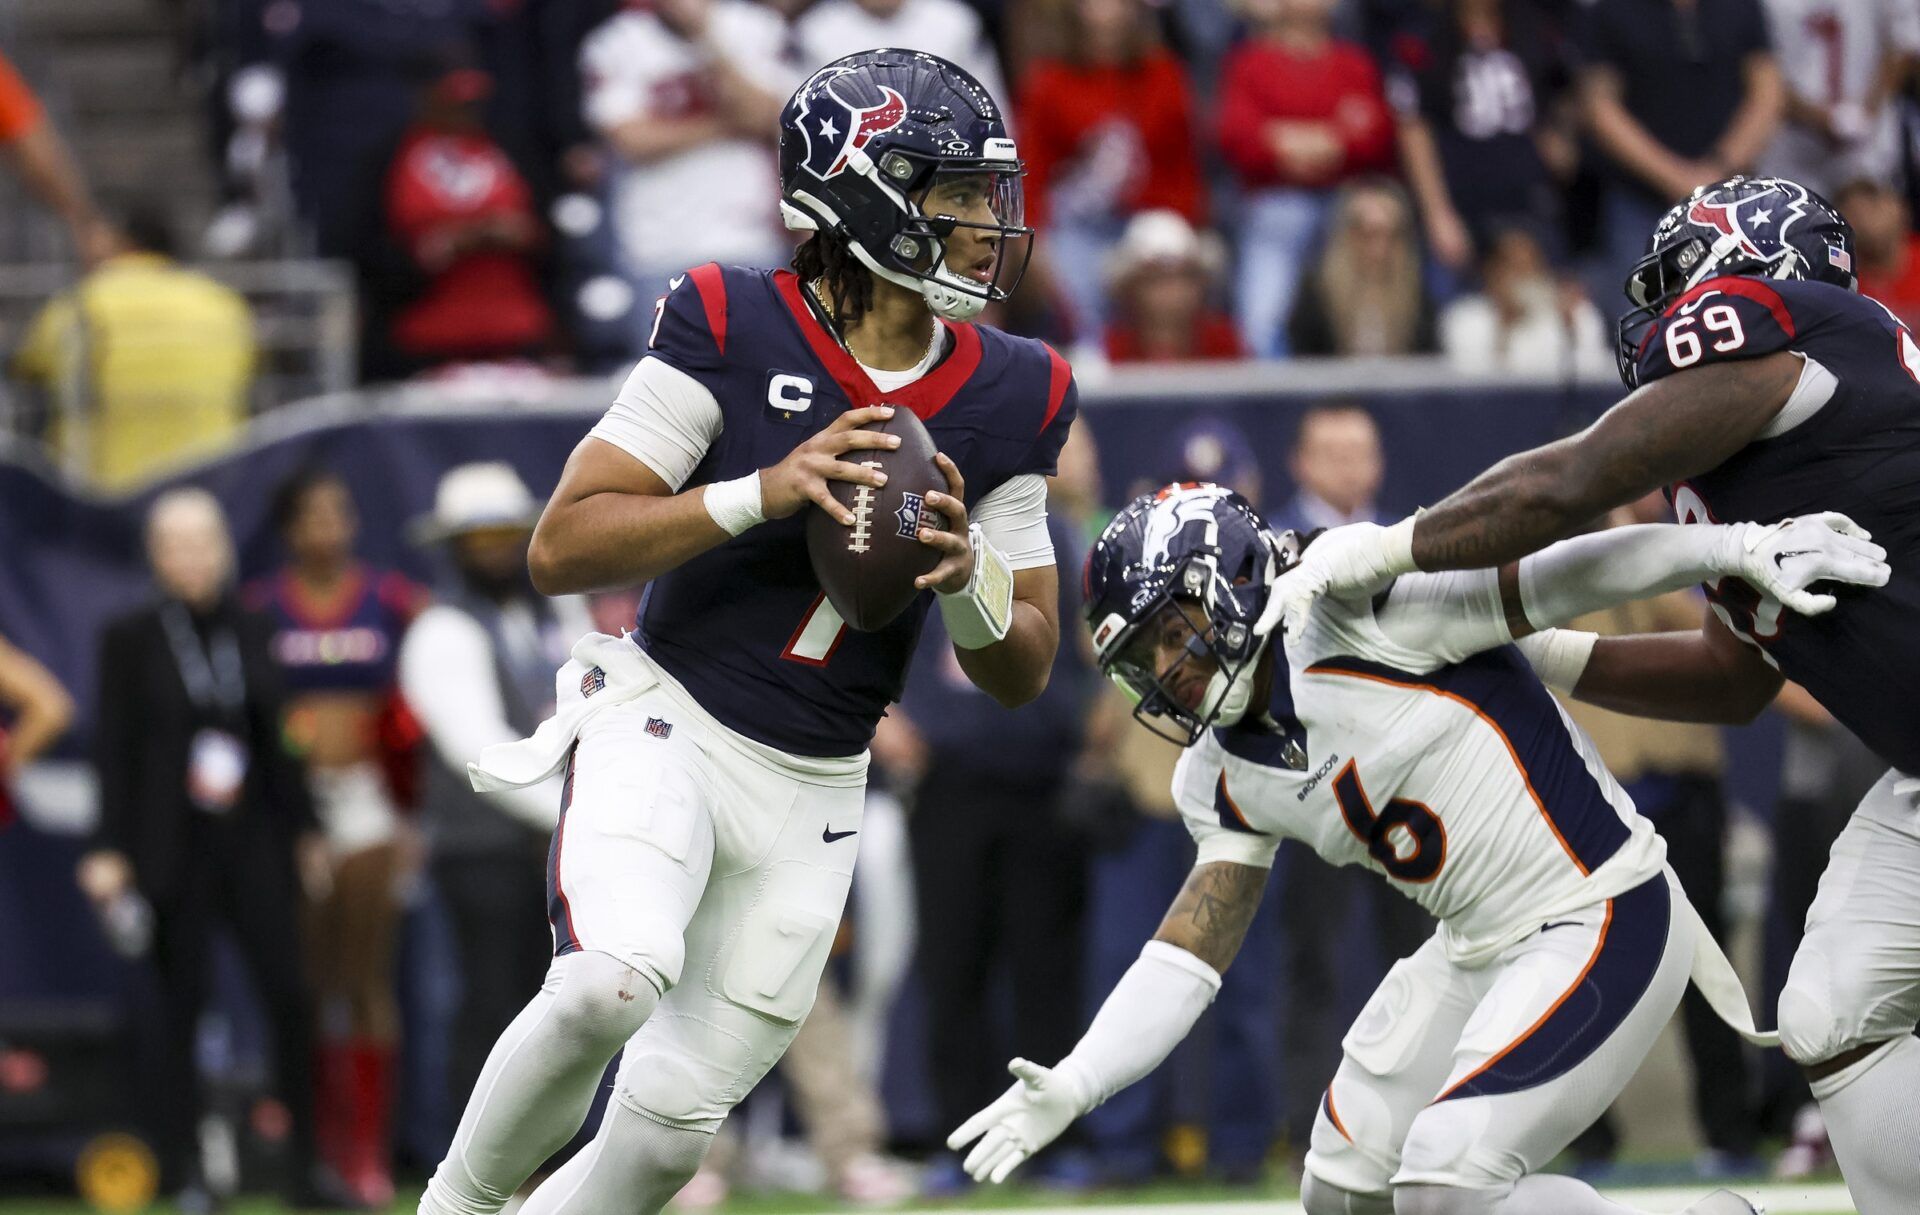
[4,0,1920,488]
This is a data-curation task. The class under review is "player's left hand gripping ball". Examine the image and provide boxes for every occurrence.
[947,1058,1089,1184]
[915,452,974,593]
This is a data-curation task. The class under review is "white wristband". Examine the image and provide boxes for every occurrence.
[703,473,765,537]
[1514,628,1598,693]
[1382,514,1420,576]
[938,523,1015,649]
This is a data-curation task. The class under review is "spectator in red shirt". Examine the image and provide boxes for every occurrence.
[1016,0,1206,344]
[1837,177,1920,331]
[1103,209,1245,363]
[382,63,555,374]
[0,49,116,266]
[1217,0,1396,357]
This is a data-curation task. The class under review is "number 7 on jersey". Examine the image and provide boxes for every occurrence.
[782,592,848,665]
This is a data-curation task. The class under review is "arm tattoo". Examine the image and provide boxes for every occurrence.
[1154,861,1270,972]
[1410,352,1801,572]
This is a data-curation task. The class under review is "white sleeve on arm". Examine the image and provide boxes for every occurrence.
[972,473,1055,570]
[1054,939,1223,1110]
[1516,524,1733,630]
[588,357,724,491]
[1371,523,1749,665]
[399,606,562,831]
[1372,568,1512,665]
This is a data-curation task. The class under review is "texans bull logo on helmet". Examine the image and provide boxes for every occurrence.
[795,67,908,180]
[1682,180,1815,265]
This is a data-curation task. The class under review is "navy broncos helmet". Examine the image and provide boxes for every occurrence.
[1084,484,1300,745]
[778,49,1030,321]
[1617,175,1857,385]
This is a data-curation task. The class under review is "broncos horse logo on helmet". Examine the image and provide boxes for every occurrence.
[778,48,1031,321]
[1084,484,1301,745]
[1616,175,1857,386]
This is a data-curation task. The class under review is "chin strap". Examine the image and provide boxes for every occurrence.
[1203,534,1290,728]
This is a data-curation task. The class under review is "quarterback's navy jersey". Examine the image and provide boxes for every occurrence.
[632,263,1077,757]
[1634,276,1920,773]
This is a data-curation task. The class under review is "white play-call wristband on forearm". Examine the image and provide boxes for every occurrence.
[939,523,1015,649]
[703,472,766,537]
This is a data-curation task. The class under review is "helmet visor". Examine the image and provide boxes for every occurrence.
[1104,595,1222,746]
[892,163,1033,303]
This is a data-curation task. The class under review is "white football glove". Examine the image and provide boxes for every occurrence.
[1716,511,1889,615]
[946,1058,1090,1184]
[1256,517,1419,640]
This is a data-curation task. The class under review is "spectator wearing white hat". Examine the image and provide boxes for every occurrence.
[397,463,589,1117]
[1102,210,1245,363]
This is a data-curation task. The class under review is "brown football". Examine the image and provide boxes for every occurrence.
[805,407,947,632]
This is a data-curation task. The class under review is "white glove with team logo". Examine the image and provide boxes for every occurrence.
[1716,511,1889,615]
[947,1058,1091,1184]
[1256,517,1419,639]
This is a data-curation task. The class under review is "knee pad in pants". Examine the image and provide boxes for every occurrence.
[1303,1171,1395,1215]
[543,951,663,1059]
[1392,1184,1500,1215]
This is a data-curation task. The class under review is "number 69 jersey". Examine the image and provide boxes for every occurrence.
[624,264,1075,759]
[1631,275,1920,774]
[1170,587,1666,966]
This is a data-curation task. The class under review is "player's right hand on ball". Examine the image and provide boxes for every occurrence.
[758,405,902,524]
[946,1058,1090,1184]
[1726,511,1890,616]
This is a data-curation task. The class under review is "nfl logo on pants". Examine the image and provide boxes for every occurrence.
[646,717,673,739]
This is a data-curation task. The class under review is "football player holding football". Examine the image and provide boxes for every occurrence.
[950,483,1888,1215]
[416,49,1076,1215]
[1268,175,1920,1214]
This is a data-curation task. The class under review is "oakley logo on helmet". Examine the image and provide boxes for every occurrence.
[797,68,908,180]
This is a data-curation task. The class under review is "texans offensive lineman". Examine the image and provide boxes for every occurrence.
[949,484,1888,1215]
[416,49,1076,1215]
[1271,176,1920,1214]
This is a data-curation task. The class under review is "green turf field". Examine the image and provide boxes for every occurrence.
[0,1178,1862,1215]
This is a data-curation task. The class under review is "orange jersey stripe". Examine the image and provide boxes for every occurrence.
[1308,664,1590,877]
[1216,772,1257,832]
[1324,1086,1352,1142]
[1433,898,1613,1103]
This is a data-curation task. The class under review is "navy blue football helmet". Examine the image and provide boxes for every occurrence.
[1084,484,1300,745]
[1617,175,1856,385]
[778,49,1030,321]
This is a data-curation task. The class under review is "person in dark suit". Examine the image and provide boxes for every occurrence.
[74,488,352,1213]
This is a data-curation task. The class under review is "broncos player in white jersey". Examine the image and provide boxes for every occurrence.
[948,484,1889,1215]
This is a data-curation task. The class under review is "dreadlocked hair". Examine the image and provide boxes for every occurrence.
[791,230,874,337]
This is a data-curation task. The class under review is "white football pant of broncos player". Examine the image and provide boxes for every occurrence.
[951,492,1888,1215]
